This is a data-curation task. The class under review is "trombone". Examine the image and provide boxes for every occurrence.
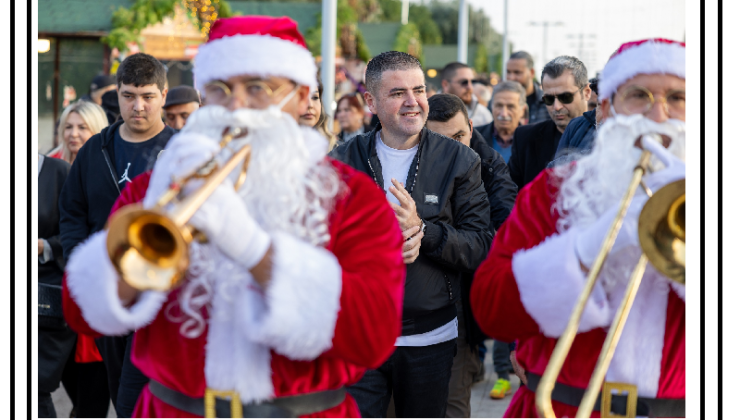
[106,127,252,292]
[535,134,685,418]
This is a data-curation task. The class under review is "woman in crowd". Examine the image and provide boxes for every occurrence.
[335,93,372,147]
[43,100,111,417]
[47,101,108,165]
[299,79,336,151]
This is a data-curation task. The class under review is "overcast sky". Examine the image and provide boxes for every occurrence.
[417,0,686,78]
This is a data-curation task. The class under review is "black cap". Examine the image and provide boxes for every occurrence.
[90,74,117,92]
[164,86,201,108]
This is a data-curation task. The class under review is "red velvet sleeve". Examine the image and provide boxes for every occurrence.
[323,160,406,368]
[62,171,153,337]
[470,169,562,343]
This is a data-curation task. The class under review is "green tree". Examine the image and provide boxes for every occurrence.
[304,0,371,61]
[393,22,424,65]
[427,0,502,55]
[474,43,488,73]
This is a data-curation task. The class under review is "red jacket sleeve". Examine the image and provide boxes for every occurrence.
[470,169,561,343]
[323,160,406,368]
[62,172,153,337]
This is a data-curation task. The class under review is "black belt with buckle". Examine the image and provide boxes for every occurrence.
[526,372,685,418]
[148,379,347,418]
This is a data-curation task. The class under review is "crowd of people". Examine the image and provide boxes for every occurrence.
[37,13,685,419]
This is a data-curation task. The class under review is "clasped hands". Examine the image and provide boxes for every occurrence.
[388,179,424,264]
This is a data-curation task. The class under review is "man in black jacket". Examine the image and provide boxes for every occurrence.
[330,51,492,418]
[59,52,175,418]
[425,93,517,417]
[508,55,591,190]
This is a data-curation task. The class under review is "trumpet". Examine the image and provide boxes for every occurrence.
[106,127,252,292]
[535,134,685,418]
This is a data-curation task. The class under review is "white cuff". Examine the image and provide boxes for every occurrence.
[511,229,612,338]
[242,232,342,360]
[39,239,53,264]
[65,231,167,336]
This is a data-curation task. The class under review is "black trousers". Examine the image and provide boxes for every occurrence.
[348,339,457,418]
[38,322,76,418]
[95,333,149,418]
[61,353,111,418]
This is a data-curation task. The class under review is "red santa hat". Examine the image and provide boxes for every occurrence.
[599,38,685,101]
[194,16,317,93]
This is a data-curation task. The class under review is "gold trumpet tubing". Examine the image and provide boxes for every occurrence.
[535,150,652,418]
[168,144,252,227]
[575,254,648,418]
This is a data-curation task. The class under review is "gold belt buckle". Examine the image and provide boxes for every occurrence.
[601,382,638,418]
[204,388,242,418]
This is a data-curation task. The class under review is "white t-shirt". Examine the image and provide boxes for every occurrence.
[374,132,458,347]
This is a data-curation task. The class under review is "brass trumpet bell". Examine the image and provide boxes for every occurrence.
[107,205,193,292]
[638,179,685,284]
[106,127,251,292]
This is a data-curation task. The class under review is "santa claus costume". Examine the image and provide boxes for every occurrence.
[470,39,686,418]
[62,16,406,418]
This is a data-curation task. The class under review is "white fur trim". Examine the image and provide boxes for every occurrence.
[194,34,317,92]
[65,231,167,336]
[599,42,685,101]
[245,232,342,360]
[204,253,275,403]
[512,230,612,338]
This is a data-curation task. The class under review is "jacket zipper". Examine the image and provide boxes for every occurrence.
[443,273,453,301]
[102,148,121,194]
[367,158,380,186]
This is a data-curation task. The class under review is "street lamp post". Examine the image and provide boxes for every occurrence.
[321,0,337,129]
[529,21,564,64]
[457,0,468,64]
[501,0,508,79]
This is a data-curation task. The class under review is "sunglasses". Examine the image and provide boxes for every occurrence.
[542,87,585,106]
[456,79,474,87]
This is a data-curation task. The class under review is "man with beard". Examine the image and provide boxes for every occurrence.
[331,51,492,418]
[440,62,493,126]
[62,16,406,418]
[470,38,686,418]
[504,51,550,125]
[507,56,591,190]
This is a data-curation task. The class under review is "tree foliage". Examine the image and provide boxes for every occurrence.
[304,0,371,61]
[102,0,236,52]
[393,23,424,65]
[427,0,502,54]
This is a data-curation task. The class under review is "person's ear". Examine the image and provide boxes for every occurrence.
[582,86,591,103]
[364,91,377,115]
[468,118,473,134]
[160,88,168,107]
[441,79,449,92]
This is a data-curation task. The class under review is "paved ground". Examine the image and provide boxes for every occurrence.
[51,340,518,418]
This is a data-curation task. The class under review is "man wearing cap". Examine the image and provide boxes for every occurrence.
[163,85,201,131]
[61,16,405,418]
[82,74,118,106]
[470,38,686,418]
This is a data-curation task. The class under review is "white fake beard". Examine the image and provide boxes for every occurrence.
[552,114,686,234]
[168,105,343,338]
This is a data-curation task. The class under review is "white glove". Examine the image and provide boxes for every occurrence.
[189,182,271,270]
[642,135,686,193]
[144,133,220,208]
[574,192,648,268]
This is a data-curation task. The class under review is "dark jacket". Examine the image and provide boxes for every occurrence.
[59,120,173,260]
[329,125,492,336]
[555,108,597,155]
[469,128,518,232]
[39,156,71,285]
[461,129,517,348]
[526,82,551,126]
[508,119,562,191]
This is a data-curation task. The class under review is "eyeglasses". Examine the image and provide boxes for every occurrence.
[456,79,474,87]
[615,86,685,118]
[542,87,585,106]
[203,79,295,107]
